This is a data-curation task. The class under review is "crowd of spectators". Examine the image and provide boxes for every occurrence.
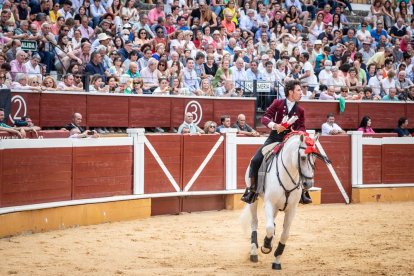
[0,0,412,102]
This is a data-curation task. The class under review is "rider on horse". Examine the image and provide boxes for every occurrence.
[241,79,313,204]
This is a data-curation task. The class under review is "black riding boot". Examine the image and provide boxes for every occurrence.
[300,190,312,204]
[241,177,259,204]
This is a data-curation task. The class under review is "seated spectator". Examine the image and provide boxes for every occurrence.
[203,121,218,134]
[394,117,412,137]
[198,79,213,96]
[182,57,203,95]
[89,74,108,92]
[42,76,58,90]
[57,74,83,91]
[131,78,143,94]
[62,112,98,138]
[319,86,338,100]
[362,87,381,100]
[326,66,345,93]
[141,58,159,93]
[396,70,413,95]
[177,112,204,134]
[0,108,26,138]
[321,113,346,135]
[357,116,375,134]
[368,68,383,96]
[215,79,241,97]
[153,78,171,95]
[217,115,232,133]
[11,73,36,90]
[14,115,41,137]
[24,54,42,80]
[318,60,333,85]
[10,50,27,81]
[382,87,400,101]
[85,51,108,82]
[27,76,42,91]
[233,113,259,137]
[338,87,353,100]
[0,73,9,89]
[380,70,396,96]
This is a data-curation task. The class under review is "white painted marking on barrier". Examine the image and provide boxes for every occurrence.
[316,140,350,204]
[355,184,414,188]
[143,136,181,192]
[184,136,224,192]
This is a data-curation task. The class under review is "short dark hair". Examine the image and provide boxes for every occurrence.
[220,115,230,123]
[326,112,335,118]
[195,52,205,60]
[284,80,301,98]
[301,52,309,61]
[398,117,407,127]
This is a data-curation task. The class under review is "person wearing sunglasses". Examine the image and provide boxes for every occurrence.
[203,121,218,134]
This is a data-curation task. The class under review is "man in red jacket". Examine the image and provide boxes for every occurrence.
[241,79,312,204]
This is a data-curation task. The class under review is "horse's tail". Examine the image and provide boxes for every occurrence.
[239,204,252,235]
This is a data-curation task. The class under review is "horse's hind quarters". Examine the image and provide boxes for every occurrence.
[272,263,282,270]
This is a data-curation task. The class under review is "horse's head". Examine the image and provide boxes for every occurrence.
[297,133,320,190]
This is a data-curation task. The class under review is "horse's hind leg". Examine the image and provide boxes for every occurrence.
[261,201,274,254]
[272,207,297,270]
[250,201,259,262]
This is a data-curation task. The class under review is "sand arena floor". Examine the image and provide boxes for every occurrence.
[1,201,414,275]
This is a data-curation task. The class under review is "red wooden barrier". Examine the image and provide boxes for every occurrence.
[170,98,215,128]
[9,92,40,125]
[129,97,172,127]
[144,135,182,193]
[87,95,129,127]
[0,130,70,139]
[382,144,414,184]
[236,145,258,189]
[40,93,87,127]
[363,145,382,184]
[359,102,406,129]
[0,148,72,207]
[314,136,352,203]
[181,135,225,191]
[72,146,133,199]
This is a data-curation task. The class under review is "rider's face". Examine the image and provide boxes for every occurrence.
[289,85,302,102]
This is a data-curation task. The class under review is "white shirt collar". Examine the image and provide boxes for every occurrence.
[286,98,295,113]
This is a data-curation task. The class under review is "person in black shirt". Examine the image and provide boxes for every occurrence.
[394,117,412,137]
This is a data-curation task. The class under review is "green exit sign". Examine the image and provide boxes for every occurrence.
[21,40,37,51]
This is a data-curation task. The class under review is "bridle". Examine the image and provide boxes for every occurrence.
[274,138,330,211]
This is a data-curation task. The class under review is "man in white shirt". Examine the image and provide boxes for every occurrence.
[368,68,383,96]
[177,112,204,134]
[239,9,257,36]
[231,58,248,88]
[299,52,317,90]
[321,113,346,135]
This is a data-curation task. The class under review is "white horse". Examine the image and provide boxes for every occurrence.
[241,133,327,270]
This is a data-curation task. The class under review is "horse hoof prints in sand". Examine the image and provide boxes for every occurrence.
[241,132,329,270]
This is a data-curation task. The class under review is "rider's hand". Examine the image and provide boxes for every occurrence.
[274,124,286,134]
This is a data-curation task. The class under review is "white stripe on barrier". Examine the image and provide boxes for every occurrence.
[143,136,181,192]
[361,137,414,145]
[184,136,224,192]
[316,140,350,204]
[355,184,414,188]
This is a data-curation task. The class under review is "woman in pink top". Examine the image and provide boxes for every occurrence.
[357,116,375,133]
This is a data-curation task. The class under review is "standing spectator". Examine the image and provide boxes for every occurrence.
[357,116,375,134]
[321,113,346,135]
[177,112,204,134]
[233,113,259,136]
[394,117,412,137]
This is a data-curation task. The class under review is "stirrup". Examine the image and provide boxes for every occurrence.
[241,188,259,204]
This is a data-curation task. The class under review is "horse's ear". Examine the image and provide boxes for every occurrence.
[300,134,304,142]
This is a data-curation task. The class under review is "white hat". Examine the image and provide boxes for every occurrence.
[289,57,297,63]
[234,46,242,51]
[98,33,111,41]
[123,23,132,29]
[213,30,220,35]
[314,40,322,45]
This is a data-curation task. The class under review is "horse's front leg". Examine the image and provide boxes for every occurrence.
[261,200,274,254]
[249,200,259,262]
[272,207,297,270]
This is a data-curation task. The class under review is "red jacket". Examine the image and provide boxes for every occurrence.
[261,99,306,132]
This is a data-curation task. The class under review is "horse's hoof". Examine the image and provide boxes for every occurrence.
[272,263,282,270]
[250,255,258,262]
[261,246,272,254]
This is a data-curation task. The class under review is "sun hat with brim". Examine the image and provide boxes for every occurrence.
[314,40,322,45]
[98,33,111,41]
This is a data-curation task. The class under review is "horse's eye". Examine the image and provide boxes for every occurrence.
[301,156,306,162]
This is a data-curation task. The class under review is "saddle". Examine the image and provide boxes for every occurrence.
[257,142,284,195]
